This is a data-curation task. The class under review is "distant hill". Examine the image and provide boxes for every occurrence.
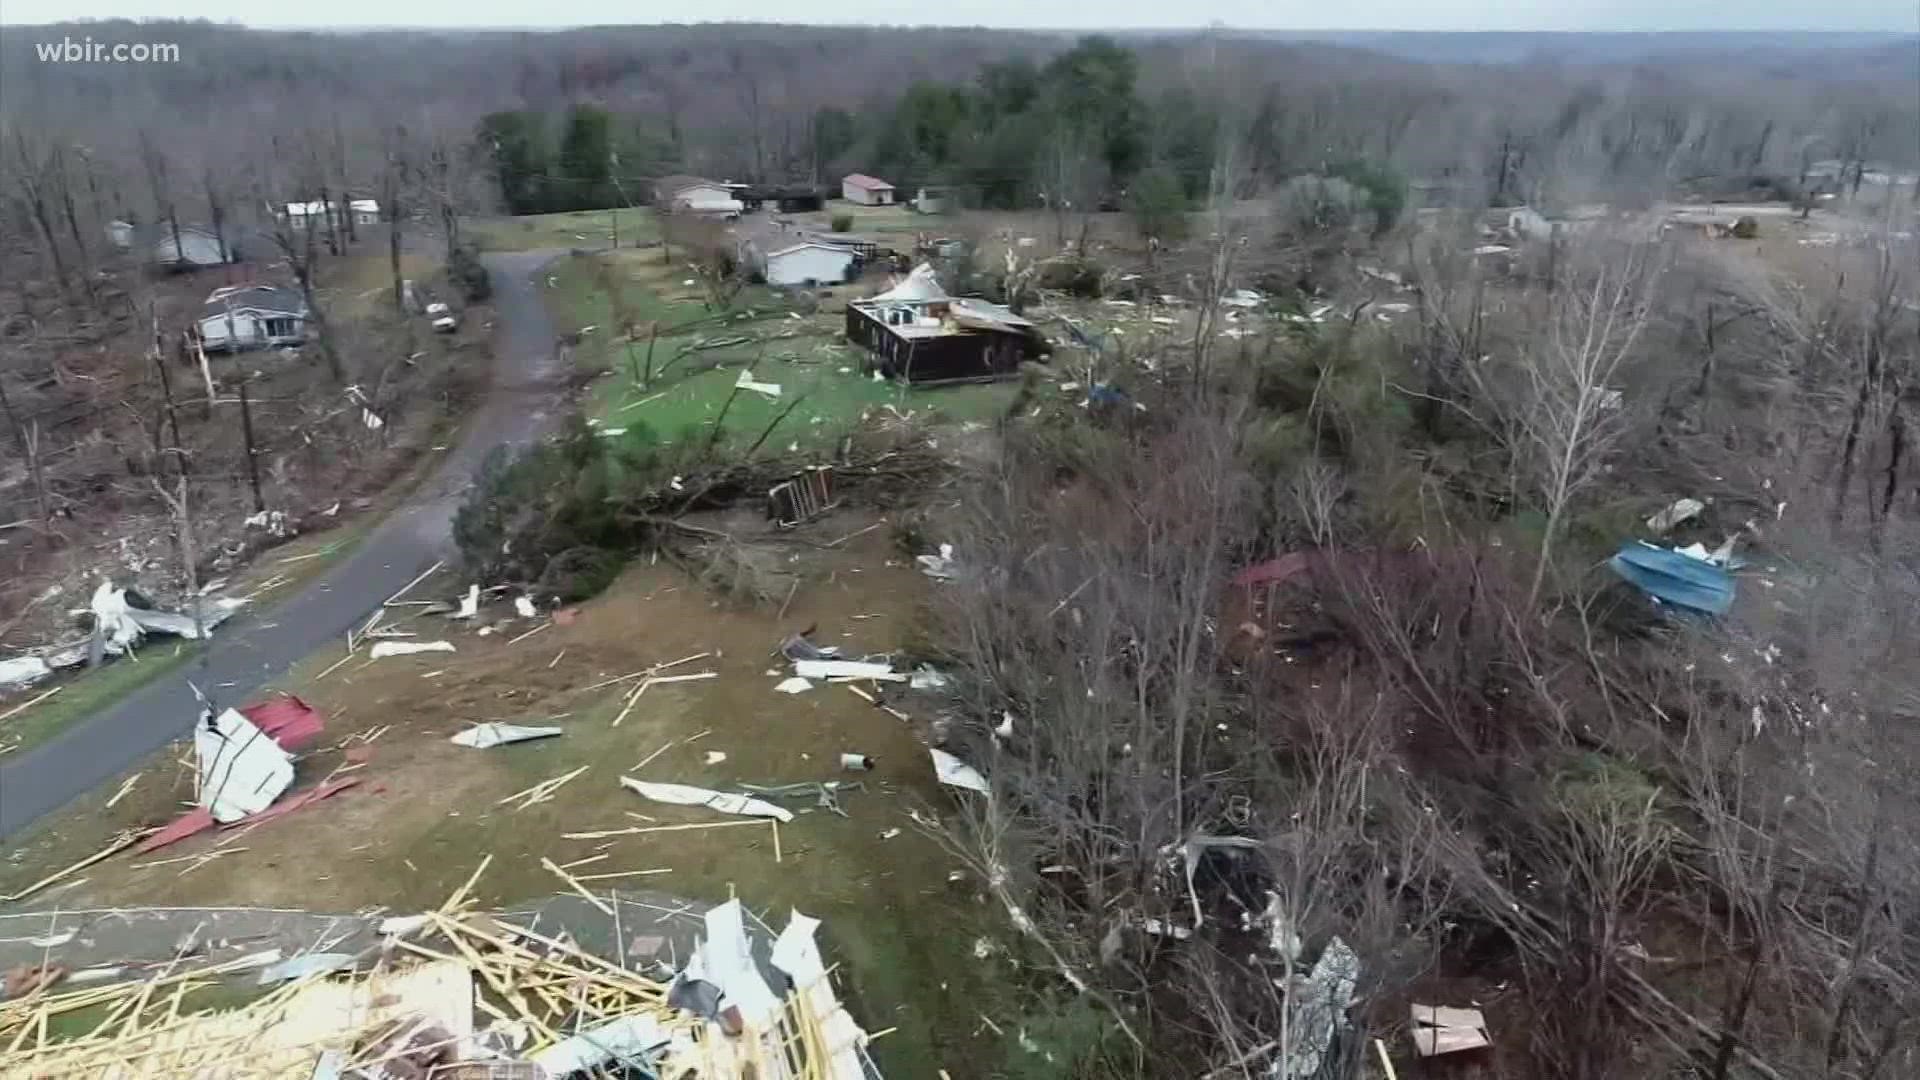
[1210,30,1918,66]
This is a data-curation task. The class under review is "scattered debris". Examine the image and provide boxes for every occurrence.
[908,666,950,690]
[530,1014,670,1075]
[780,631,841,662]
[0,655,53,689]
[255,952,357,986]
[104,773,142,809]
[370,640,457,659]
[244,509,293,538]
[0,684,61,724]
[739,780,862,816]
[840,753,874,771]
[2,963,66,999]
[734,369,783,399]
[915,543,962,581]
[1410,1003,1491,1057]
[454,584,480,619]
[1,830,146,902]
[793,659,901,682]
[240,694,326,751]
[1647,497,1706,533]
[451,722,564,749]
[1283,937,1360,1078]
[775,677,814,694]
[1609,541,1735,616]
[196,708,295,823]
[514,595,537,619]
[498,765,589,810]
[619,777,796,822]
[768,467,837,528]
[704,751,728,766]
[930,748,989,795]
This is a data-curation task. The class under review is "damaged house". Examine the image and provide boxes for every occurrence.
[844,264,1048,382]
[197,284,309,352]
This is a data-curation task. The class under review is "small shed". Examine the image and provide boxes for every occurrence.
[152,225,234,269]
[199,285,308,352]
[841,174,896,207]
[914,186,953,214]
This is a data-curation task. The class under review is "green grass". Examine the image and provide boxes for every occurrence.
[463,209,660,252]
[543,249,1015,450]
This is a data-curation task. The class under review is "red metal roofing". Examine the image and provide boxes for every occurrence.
[842,173,894,191]
[240,694,325,751]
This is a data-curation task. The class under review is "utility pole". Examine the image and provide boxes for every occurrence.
[238,379,264,513]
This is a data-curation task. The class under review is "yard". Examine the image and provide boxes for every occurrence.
[0,512,1029,1076]
[542,245,1018,449]
[463,208,658,252]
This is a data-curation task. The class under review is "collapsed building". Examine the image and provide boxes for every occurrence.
[843,265,1048,383]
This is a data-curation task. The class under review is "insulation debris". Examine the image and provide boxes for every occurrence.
[930,748,989,795]
[451,722,564,749]
[620,777,795,822]
[792,659,901,681]
[369,640,457,659]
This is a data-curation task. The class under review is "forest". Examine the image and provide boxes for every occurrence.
[1,21,1915,227]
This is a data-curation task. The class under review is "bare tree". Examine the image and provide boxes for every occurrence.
[1465,239,1662,604]
[259,141,346,382]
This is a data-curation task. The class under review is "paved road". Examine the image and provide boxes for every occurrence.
[0,250,565,840]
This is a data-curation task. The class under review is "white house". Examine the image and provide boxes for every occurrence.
[654,175,744,217]
[841,173,896,206]
[759,241,858,287]
[736,221,859,286]
[198,285,308,352]
[152,225,233,269]
[285,198,380,228]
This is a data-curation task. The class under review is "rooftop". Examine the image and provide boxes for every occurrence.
[202,285,306,318]
[285,199,378,216]
[842,173,894,191]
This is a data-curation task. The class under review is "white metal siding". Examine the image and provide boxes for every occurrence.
[155,231,228,266]
[672,184,735,207]
[765,246,854,287]
[200,311,305,351]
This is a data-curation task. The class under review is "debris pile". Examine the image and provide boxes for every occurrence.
[0,891,878,1079]
[1,582,248,694]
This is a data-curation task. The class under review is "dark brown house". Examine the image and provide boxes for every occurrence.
[844,265,1049,383]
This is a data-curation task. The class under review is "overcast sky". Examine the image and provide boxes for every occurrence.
[2,0,1914,31]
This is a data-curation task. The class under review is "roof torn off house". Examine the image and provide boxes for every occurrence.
[844,264,1049,383]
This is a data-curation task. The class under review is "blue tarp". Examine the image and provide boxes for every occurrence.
[1608,541,1735,616]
